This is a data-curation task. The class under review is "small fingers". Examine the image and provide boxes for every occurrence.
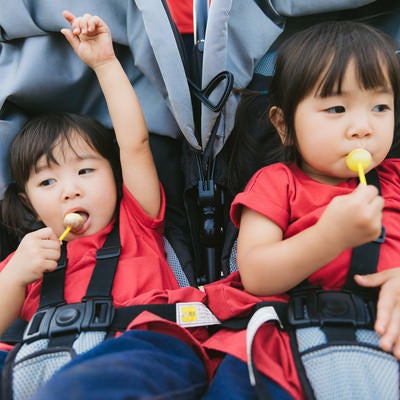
[379,302,400,356]
[354,272,385,288]
[354,268,400,289]
[375,291,391,336]
[70,14,102,35]
[41,258,59,274]
[62,10,75,25]
[353,183,379,202]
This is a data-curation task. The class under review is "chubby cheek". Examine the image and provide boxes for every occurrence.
[32,204,60,230]
[92,185,118,228]
[296,137,322,163]
[24,191,55,225]
[102,192,118,221]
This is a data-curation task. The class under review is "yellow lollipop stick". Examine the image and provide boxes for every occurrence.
[346,148,371,185]
[357,163,367,185]
[59,226,72,242]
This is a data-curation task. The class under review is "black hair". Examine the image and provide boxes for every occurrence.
[2,112,121,239]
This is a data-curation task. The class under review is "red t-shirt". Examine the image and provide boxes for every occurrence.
[204,159,400,399]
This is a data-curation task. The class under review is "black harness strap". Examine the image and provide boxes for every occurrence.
[344,168,385,297]
[84,228,121,299]
[110,304,178,331]
[0,319,27,345]
[39,244,67,309]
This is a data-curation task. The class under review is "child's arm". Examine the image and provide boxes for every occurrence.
[0,228,60,335]
[237,184,384,296]
[61,11,160,218]
[355,270,400,358]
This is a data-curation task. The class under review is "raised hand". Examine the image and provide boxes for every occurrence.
[61,10,116,70]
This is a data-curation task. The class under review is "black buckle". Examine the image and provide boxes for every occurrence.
[23,298,114,342]
[288,290,375,329]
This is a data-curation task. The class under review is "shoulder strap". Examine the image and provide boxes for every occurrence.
[84,222,121,298]
[39,242,67,308]
[344,169,384,298]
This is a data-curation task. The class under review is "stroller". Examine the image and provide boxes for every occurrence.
[1,0,400,399]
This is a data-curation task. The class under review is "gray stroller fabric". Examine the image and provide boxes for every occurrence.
[272,0,375,17]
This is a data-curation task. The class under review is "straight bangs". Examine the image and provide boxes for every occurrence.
[275,20,400,101]
[33,129,98,174]
[316,30,399,98]
[10,113,96,187]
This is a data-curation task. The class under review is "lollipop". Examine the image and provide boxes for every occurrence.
[59,212,84,241]
[346,148,371,185]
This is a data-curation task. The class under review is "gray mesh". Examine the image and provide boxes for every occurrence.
[229,239,238,273]
[163,237,190,287]
[297,327,382,353]
[72,331,107,354]
[294,325,400,399]
[254,51,277,77]
[302,345,399,400]
[11,331,107,400]
[296,327,327,352]
[356,328,381,346]
[13,349,74,400]
[15,339,49,362]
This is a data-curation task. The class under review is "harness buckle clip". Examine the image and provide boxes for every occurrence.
[288,290,375,329]
[23,298,115,343]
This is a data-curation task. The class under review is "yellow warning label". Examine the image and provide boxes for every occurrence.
[180,306,197,322]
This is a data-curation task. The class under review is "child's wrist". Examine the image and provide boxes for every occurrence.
[92,56,118,73]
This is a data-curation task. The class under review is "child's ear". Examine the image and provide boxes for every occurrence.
[269,106,287,143]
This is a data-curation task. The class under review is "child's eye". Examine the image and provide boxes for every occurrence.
[78,168,94,175]
[372,104,390,112]
[325,106,345,114]
[39,178,56,187]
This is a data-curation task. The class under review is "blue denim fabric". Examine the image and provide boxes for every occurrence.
[30,330,208,400]
[203,355,294,400]
[0,351,7,397]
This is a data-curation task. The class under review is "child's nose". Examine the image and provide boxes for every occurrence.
[63,183,82,200]
[349,127,372,139]
[347,112,372,139]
